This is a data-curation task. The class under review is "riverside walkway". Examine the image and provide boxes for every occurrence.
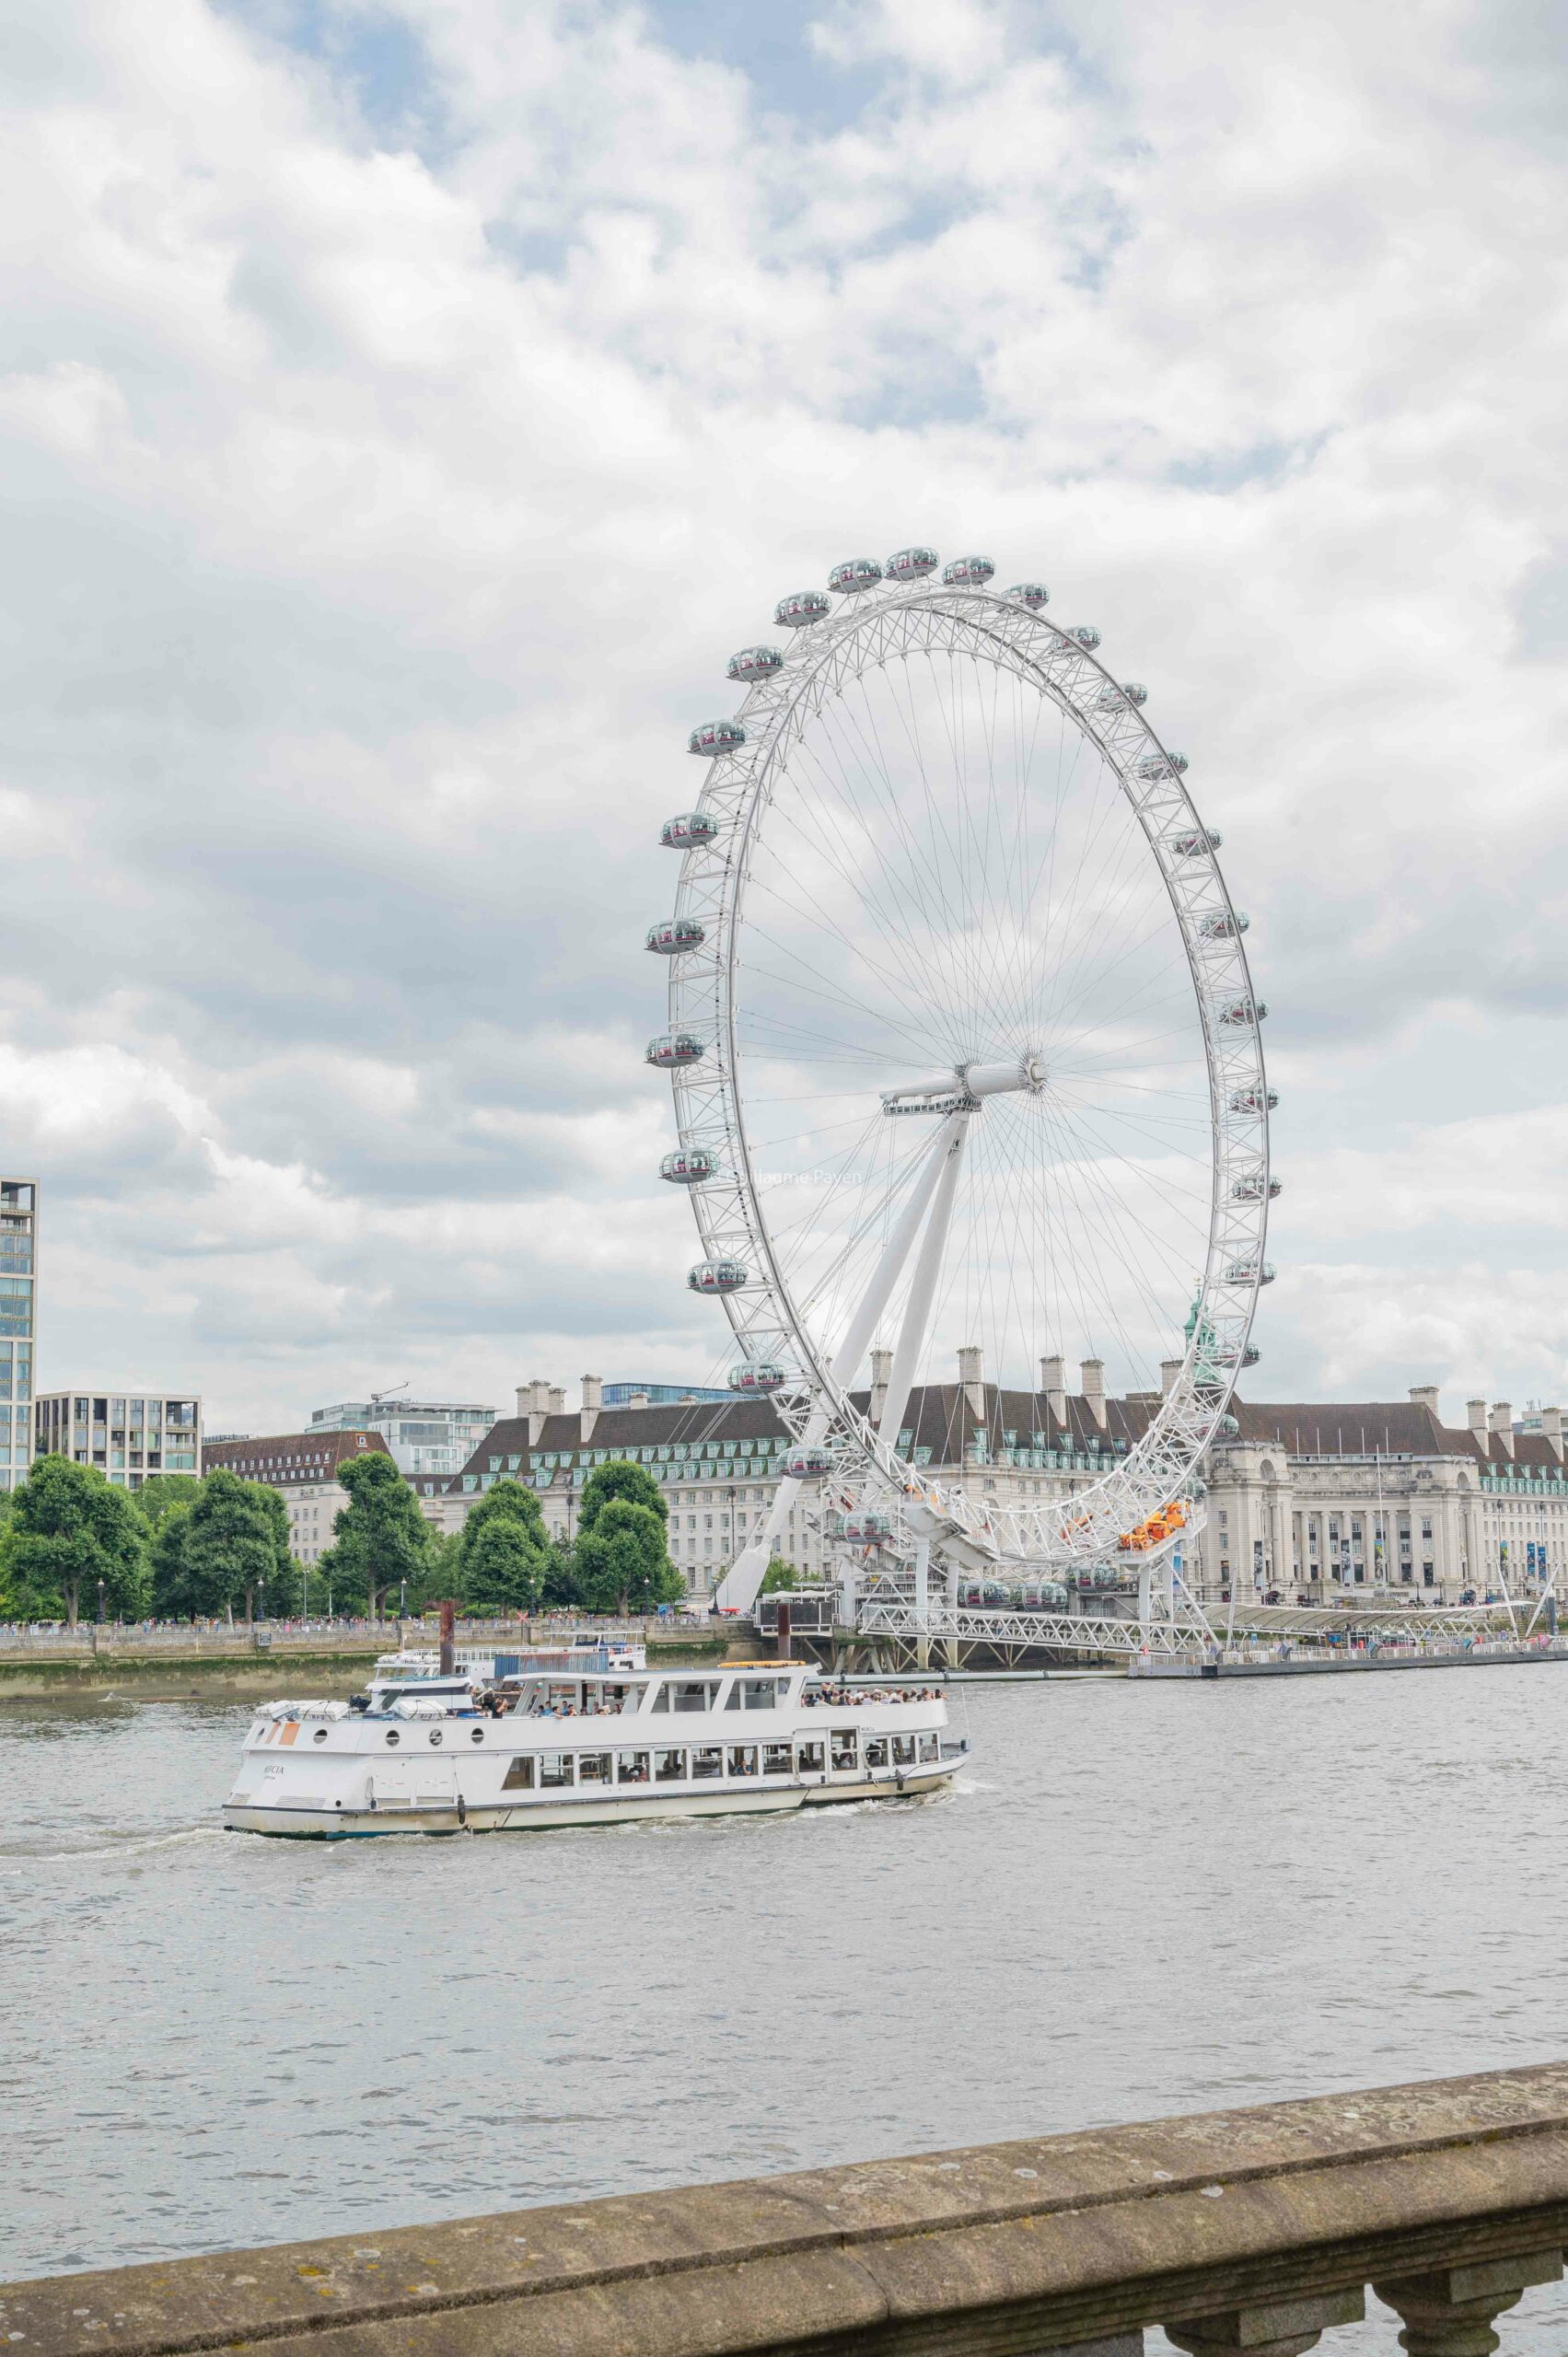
[5,2064,1567,2355]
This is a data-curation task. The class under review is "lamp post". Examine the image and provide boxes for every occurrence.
[97,1576,105,1625]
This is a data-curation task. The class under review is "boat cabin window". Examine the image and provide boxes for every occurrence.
[578,1752,612,1785]
[763,1743,792,1776]
[539,1752,574,1788]
[725,1678,785,1711]
[502,1755,536,1790]
[918,1733,939,1763]
[691,1745,723,1779]
[830,1730,859,1771]
[796,1740,824,1773]
[865,1736,889,1768]
[892,1736,915,1766]
[666,1680,718,1714]
[654,1748,686,1782]
[726,1747,759,1777]
[617,1752,651,1784]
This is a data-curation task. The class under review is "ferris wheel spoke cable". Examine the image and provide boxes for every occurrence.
[1040,1093,1210,1339]
[772,744,974,1057]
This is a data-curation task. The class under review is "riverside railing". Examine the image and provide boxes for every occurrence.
[0,1613,717,1655]
[6,2064,1568,2356]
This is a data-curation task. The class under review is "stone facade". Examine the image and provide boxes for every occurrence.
[429,1362,1567,1608]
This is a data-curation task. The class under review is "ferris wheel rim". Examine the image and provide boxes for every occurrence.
[660,571,1271,1570]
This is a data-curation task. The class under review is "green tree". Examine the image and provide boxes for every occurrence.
[575,1498,684,1615]
[456,1479,550,1613]
[540,1536,587,1611]
[317,1451,431,1618]
[760,1556,797,1596]
[180,1469,293,1621]
[578,1460,668,1536]
[136,1472,202,1532]
[3,1455,149,1625]
[149,1502,197,1619]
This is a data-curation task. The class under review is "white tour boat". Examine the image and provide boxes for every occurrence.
[222,1661,967,1838]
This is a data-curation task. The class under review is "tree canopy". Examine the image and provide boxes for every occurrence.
[136,1472,203,1532]
[575,1496,683,1614]
[2,1456,149,1625]
[318,1449,432,1617]
[175,1468,293,1620]
[456,1478,550,1613]
[577,1460,668,1534]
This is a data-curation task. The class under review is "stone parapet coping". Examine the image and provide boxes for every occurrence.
[6,2064,1568,2357]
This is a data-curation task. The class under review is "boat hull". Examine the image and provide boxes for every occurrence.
[223,1764,959,1839]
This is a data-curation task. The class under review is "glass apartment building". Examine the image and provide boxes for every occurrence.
[308,1398,495,1479]
[0,1178,36,1492]
[32,1391,202,1491]
[601,1381,730,1406]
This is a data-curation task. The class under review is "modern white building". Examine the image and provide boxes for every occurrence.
[308,1396,495,1480]
[420,1358,1568,1611]
[32,1387,200,1493]
[0,1178,36,1493]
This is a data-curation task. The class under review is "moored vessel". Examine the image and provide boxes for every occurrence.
[223,1661,966,1838]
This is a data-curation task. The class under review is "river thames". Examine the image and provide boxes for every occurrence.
[3,1666,1564,2351]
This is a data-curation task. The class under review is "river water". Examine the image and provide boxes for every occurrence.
[2,1668,1564,2352]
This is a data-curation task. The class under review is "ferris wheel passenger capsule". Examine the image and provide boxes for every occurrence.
[784,1446,830,1479]
[774,589,831,629]
[1169,826,1223,856]
[1200,911,1249,940]
[1005,582,1050,610]
[829,557,883,595]
[729,1361,785,1394]
[1218,996,1268,1027]
[1217,1413,1241,1438]
[688,1259,749,1295]
[1227,1084,1279,1114]
[660,1147,722,1185]
[942,555,995,586]
[886,546,939,580]
[1121,682,1148,705]
[1231,1171,1283,1201]
[1209,1342,1261,1370]
[727,644,784,684]
[646,1031,707,1069]
[1070,624,1101,648]
[689,717,747,758]
[645,916,705,955]
[841,1510,891,1544]
[1225,1259,1276,1285]
[660,810,720,851]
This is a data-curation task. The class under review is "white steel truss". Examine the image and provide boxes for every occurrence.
[658,574,1272,1605]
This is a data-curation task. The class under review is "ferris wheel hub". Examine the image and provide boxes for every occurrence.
[880,1051,1046,1116]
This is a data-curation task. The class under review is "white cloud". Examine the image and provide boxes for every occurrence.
[2,0,1567,1428]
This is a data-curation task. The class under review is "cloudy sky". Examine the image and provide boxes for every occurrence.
[4,0,1567,1435]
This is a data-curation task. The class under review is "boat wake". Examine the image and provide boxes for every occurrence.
[0,1823,226,1869]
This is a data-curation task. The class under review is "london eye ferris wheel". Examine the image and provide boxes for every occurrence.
[645,548,1273,1613]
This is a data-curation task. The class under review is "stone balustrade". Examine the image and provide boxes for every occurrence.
[6,2065,1568,2357]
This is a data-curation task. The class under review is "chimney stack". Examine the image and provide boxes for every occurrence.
[958,1344,984,1422]
[549,1387,566,1411]
[1409,1385,1440,1416]
[629,1390,650,1411]
[1491,1401,1515,1457]
[517,1378,554,1445]
[581,1374,602,1442]
[1081,1358,1108,1430]
[870,1347,893,1423]
[1040,1354,1067,1427]
[1541,1407,1564,1459]
[1160,1359,1182,1398]
[1467,1399,1488,1439]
